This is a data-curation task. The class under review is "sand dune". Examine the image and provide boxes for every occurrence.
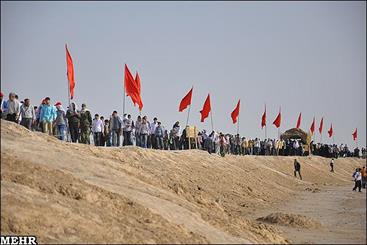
[1,120,365,244]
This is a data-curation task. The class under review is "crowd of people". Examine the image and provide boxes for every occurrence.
[1,91,366,160]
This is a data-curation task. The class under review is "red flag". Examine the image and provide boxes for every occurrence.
[328,124,333,137]
[352,128,358,141]
[65,44,75,99]
[134,72,143,111]
[231,100,240,124]
[273,108,281,128]
[296,112,302,129]
[179,87,193,112]
[124,64,140,106]
[261,105,266,128]
[200,94,211,122]
[319,117,324,134]
[310,117,315,135]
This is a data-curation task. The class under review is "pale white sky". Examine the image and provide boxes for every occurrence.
[1,1,366,147]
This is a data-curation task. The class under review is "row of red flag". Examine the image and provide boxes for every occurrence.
[65,45,358,141]
[179,87,358,140]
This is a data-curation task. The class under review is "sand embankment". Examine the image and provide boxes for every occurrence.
[1,120,365,243]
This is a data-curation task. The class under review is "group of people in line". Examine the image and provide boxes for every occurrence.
[311,142,363,159]
[1,91,366,193]
[1,91,366,160]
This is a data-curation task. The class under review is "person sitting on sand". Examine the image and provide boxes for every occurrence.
[294,159,302,180]
[352,168,362,192]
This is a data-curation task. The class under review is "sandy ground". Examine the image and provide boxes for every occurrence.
[1,119,366,244]
[253,186,366,244]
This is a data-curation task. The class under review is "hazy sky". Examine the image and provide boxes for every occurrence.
[1,1,366,147]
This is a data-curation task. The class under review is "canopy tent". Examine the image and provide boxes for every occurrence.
[280,128,311,144]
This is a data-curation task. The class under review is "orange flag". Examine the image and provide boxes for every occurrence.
[273,108,281,128]
[296,112,302,129]
[200,94,211,122]
[231,100,240,124]
[134,72,143,111]
[124,64,140,108]
[261,105,266,128]
[352,128,358,141]
[65,44,75,99]
[179,87,193,112]
[310,117,315,135]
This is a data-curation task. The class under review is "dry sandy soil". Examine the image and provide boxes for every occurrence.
[1,120,366,244]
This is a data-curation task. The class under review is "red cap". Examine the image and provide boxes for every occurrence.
[55,102,62,106]
[0,91,3,97]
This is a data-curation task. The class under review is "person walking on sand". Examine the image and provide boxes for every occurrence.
[20,98,35,130]
[110,111,123,147]
[140,116,150,148]
[5,92,20,123]
[92,114,103,146]
[103,119,112,147]
[155,121,164,150]
[352,168,362,192]
[294,159,302,180]
[330,158,335,172]
[39,97,57,136]
[361,166,366,189]
[135,116,142,147]
[66,102,80,143]
[79,103,92,144]
[123,114,133,146]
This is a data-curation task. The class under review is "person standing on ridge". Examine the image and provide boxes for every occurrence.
[19,98,35,130]
[5,92,20,123]
[109,111,122,147]
[66,102,80,143]
[92,114,103,146]
[79,103,92,144]
[54,102,67,140]
[39,97,57,136]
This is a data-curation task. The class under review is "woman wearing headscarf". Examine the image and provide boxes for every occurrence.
[55,102,67,140]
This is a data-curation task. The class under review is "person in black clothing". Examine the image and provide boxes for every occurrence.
[294,159,302,180]
[330,158,334,172]
[66,102,80,143]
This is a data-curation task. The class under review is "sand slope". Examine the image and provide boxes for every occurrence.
[1,120,364,244]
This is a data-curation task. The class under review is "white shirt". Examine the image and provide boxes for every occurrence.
[92,118,103,133]
[355,172,362,181]
[150,122,157,134]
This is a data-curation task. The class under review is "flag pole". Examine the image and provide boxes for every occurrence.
[278,127,280,140]
[186,104,191,126]
[320,133,322,144]
[265,125,267,139]
[123,64,126,116]
[66,74,71,143]
[237,113,240,135]
[210,111,214,132]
